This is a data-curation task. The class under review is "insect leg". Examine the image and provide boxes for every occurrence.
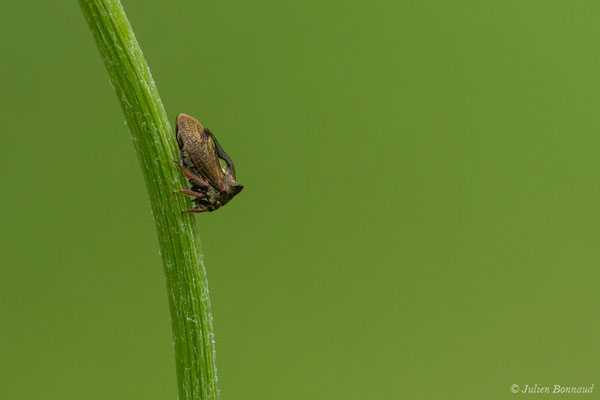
[182,207,209,214]
[172,160,210,188]
[173,189,205,198]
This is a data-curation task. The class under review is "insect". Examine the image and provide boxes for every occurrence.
[173,113,243,213]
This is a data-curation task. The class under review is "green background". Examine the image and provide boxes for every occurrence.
[1,1,599,399]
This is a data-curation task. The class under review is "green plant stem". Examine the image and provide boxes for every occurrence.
[78,1,218,399]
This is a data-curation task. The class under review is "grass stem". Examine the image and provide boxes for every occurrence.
[78,1,219,399]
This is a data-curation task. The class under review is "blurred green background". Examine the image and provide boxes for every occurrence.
[1,1,599,399]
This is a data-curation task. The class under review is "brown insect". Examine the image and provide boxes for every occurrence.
[173,113,243,213]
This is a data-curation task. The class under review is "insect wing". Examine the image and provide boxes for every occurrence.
[205,128,237,180]
[177,119,226,191]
